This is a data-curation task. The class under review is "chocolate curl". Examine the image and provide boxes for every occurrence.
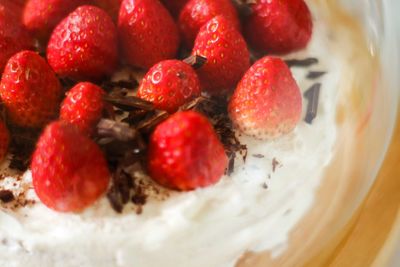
[183,55,207,69]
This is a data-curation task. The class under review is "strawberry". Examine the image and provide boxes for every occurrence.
[0,51,62,128]
[178,0,240,47]
[192,16,250,95]
[0,119,10,162]
[31,121,110,212]
[22,0,88,40]
[228,56,302,139]
[137,60,201,113]
[47,5,118,81]
[245,0,313,54]
[161,0,188,17]
[118,0,180,69]
[60,82,106,136]
[0,1,34,72]
[147,111,227,191]
[92,0,122,21]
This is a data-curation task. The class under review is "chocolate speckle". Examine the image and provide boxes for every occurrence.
[0,190,15,203]
[272,158,280,173]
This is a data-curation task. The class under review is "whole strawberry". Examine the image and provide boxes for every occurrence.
[0,51,62,128]
[92,0,122,21]
[60,82,106,136]
[148,111,228,191]
[137,60,201,113]
[31,121,110,212]
[47,5,118,81]
[178,0,240,48]
[161,0,188,17]
[192,16,250,95]
[0,1,34,72]
[0,119,10,162]
[23,0,88,40]
[228,56,302,139]
[118,0,180,69]
[245,0,313,54]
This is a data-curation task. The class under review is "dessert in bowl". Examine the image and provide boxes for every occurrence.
[0,0,397,266]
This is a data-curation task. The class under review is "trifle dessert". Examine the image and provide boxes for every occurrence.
[0,0,377,266]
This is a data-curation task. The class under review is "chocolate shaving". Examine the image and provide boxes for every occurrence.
[304,83,321,124]
[104,95,154,111]
[183,55,207,69]
[107,168,133,213]
[97,119,137,142]
[0,190,15,203]
[252,154,265,158]
[285,57,318,68]
[307,71,326,79]
[272,158,280,172]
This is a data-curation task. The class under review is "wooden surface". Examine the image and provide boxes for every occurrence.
[326,114,400,266]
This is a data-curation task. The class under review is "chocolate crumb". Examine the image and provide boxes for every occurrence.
[307,71,326,79]
[0,190,15,203]
[272,158,280,173]
[285,57,318,68]
[262,183,268,189]
[304,83,321,124]
[252,154,265,158]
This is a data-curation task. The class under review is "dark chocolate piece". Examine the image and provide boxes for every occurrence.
[0,190,15,203]
[103,95,154,111]
[304,83,321,124]
[182,55,207,69]
[97,119,137,142]
[285,57,318,68]
[306,71,326,79]
[272,158,280,173]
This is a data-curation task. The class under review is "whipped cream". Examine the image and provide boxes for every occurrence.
[0,2,357,267]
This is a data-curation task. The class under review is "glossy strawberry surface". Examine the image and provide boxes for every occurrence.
[137,60,201,113]
[31,121,110,212]
[178,0,240,47]
[60,82,105,136]
[192,16,250,95]
[245,0,313,54]
[0,51,62,128]
[148,111,228,191]
[229,56,302,139]
[118,0,180,69]
[47,5,118,81]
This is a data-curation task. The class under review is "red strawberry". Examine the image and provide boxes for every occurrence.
[23,0,88,40]
[245,0,313,54]
[228,56,302,139]
[178,0,240,47]
[192,16,250,95]
[137,60,201,113]
[60,82,105,136]
[161,0,188,17]
[31,121,110,212]
[0,51,62,128]
[92,0,122,21]
[118,0,180,69]
[148,111,227,191]
[0,1,34,72]
[47,5,118,81]
[0,119,10,162]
